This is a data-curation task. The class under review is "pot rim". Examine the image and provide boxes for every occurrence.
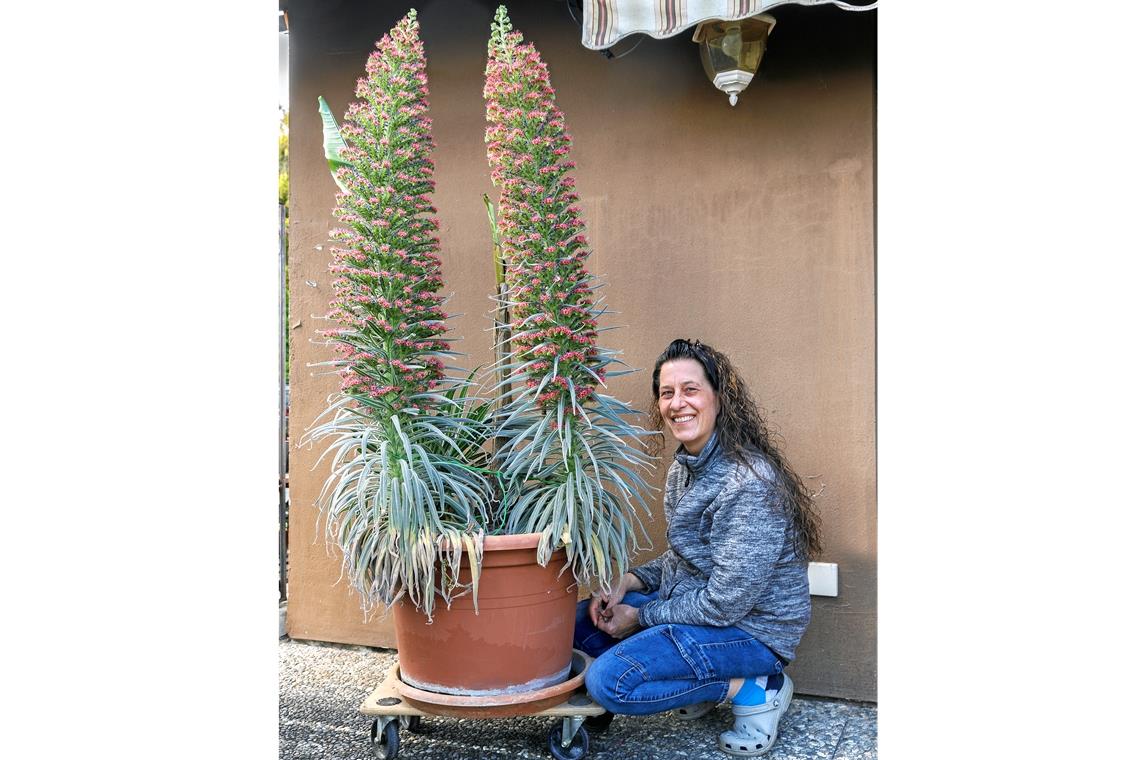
[480,532,542,551]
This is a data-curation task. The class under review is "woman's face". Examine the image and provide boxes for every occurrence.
[657,358,720,455]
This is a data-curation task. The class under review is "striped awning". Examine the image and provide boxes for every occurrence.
[580,0,878,50]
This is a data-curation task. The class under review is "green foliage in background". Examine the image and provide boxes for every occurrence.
[279,110,290,206]
[280,110,291,380]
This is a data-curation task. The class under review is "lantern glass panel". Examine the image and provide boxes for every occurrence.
[697,19,771,79]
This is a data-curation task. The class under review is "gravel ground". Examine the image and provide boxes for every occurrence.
[280,638,876,760]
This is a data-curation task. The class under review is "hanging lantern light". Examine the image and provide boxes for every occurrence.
[692,14,777,106]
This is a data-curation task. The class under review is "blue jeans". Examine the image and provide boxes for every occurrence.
[574,591,784,715]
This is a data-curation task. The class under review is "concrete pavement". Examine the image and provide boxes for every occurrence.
[280,637,876,760]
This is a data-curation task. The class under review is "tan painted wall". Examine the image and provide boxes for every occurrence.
[286,0,876,701]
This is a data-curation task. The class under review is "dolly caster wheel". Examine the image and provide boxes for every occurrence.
[547,719,589,760]
[399,715,423,733]
[370,717,400,759]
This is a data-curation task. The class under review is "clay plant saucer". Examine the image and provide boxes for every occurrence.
[394,649,591,718]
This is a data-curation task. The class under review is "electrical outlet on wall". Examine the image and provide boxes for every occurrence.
[808,562,839,597]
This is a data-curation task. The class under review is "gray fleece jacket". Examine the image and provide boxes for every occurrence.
[630,433,811,662]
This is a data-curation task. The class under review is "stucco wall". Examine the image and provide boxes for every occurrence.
[286,0,876,701]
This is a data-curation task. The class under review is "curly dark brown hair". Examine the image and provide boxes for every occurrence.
[649,338,823,559]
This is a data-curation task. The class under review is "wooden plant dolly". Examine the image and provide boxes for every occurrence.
[360,649,609,759]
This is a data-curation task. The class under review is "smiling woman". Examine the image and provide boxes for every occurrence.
[573,338,823,757]
[656,356,720,454]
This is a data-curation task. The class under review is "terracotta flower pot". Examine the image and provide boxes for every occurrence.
[392,532,578,696]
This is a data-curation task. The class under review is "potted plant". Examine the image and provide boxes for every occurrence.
[306,7,654,700]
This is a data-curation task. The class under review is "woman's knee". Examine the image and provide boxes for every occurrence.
[584,652,626,713]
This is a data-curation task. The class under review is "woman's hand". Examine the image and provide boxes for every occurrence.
[588,572,645,627]
[597,603,642,639]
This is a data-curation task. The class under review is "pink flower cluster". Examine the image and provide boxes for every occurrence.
[484,7,604,411]
[324,11,450,417]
